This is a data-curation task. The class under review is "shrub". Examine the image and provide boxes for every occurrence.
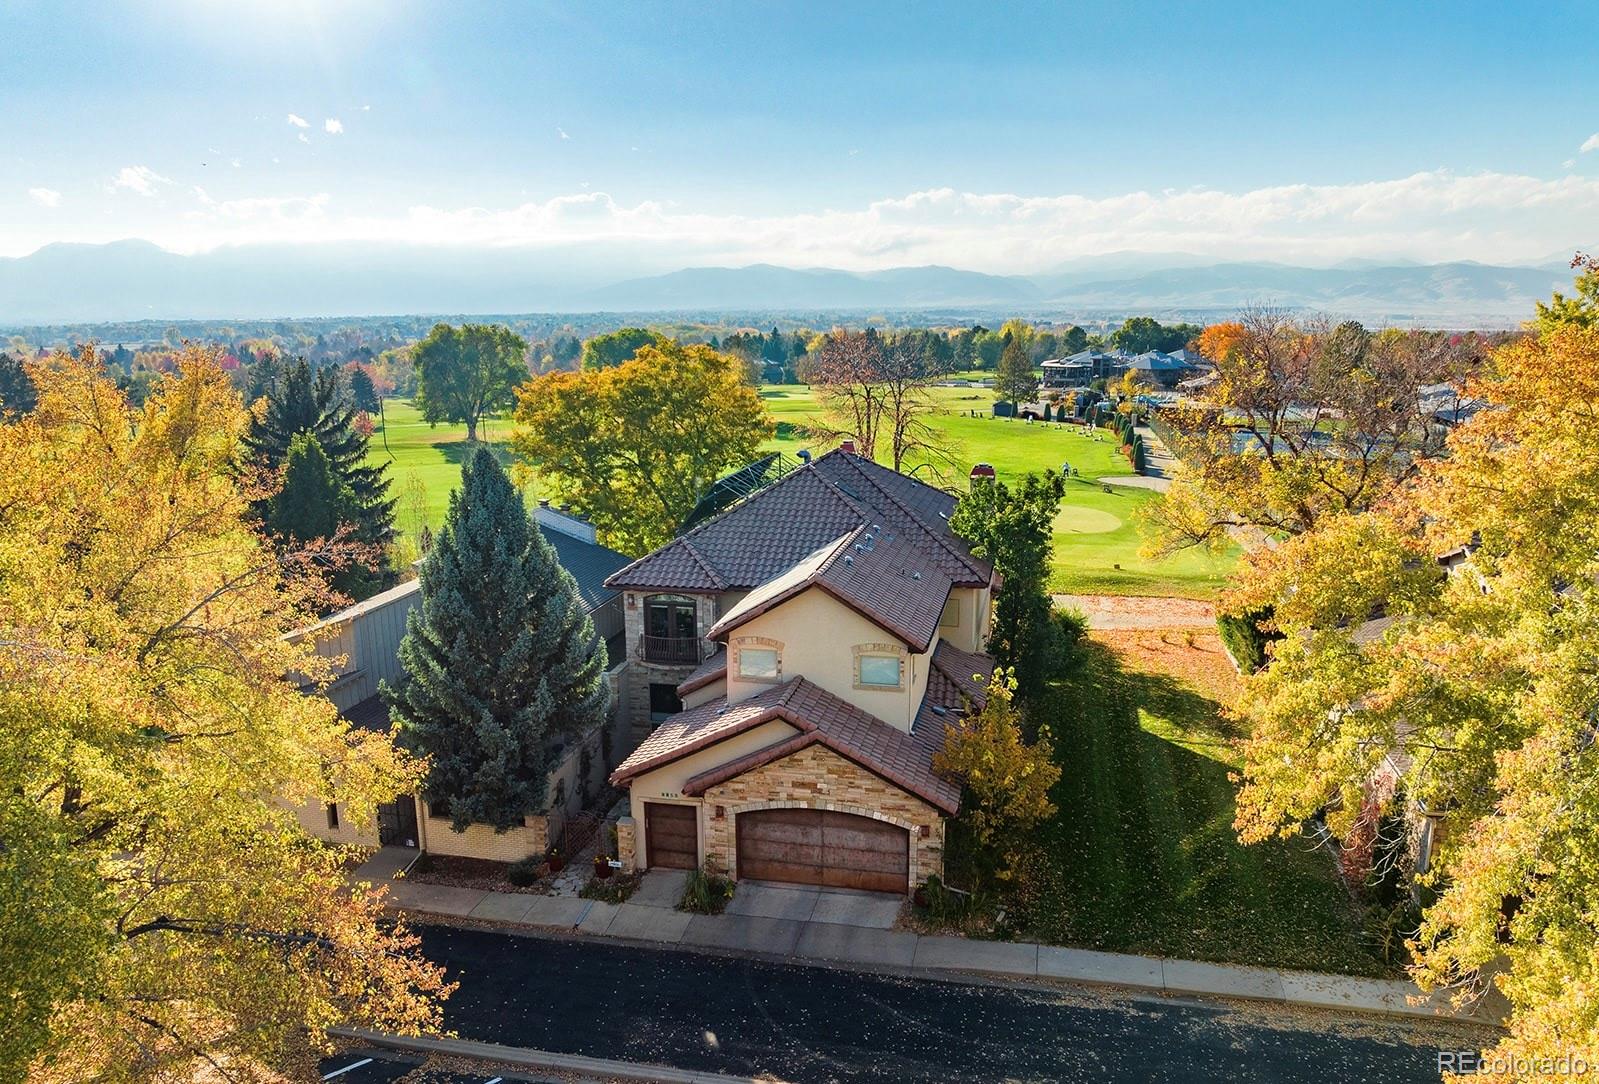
[506,856,543,887]
[581,871,642,904]
[1216,607,1279,672]
[678,865,736,914]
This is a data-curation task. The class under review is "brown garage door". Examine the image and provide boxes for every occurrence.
[736,809,908,893]
[645,803,698,869]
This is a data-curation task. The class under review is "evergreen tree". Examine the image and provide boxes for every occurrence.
[950,471,1066,702]
[382,448,610,831]
[349,364,381,413]
[0,352,38,418]
[244,356,394,543]
[268,433,357,542]
[995,331,1039,405]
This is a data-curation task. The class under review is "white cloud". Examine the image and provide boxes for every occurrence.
[33,168,1599,269]
[287,113,310,128]
[297,132,309,144]
[360,104,371,111]
[324,118,343,135]
[558,126,570,140]
[110,165,173,196]
[231,157,242,169]
[28,187,61,207]
[1582,132,1599,154]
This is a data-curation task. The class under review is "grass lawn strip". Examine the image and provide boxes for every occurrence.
[1008,628,1390,977]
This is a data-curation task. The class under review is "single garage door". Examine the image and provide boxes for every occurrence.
[737,809,909,893]
[645,802,698,869]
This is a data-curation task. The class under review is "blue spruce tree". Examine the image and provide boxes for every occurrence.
[382,447,609,832]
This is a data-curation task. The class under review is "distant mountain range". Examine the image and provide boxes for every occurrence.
[0,239,1581,327]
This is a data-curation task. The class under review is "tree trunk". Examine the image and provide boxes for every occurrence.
[465,416,478,443]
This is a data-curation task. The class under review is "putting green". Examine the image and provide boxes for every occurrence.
[1054,506,1123,534]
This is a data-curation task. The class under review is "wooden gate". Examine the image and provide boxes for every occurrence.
[644,802,698,869]
[736,808,909,893]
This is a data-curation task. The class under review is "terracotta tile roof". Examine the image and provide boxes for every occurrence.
[929,640,996,708]
[707,526,954,652]
[610,676,962,814]
[676,648,727,696]
[605,449,991,593]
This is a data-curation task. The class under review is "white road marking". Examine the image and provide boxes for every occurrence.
[321,1058,373,1080]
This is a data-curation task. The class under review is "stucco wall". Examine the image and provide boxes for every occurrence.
[723,587,931,732]
[701,743,945,892]
[681,676,725,710]
[937,585,992,655]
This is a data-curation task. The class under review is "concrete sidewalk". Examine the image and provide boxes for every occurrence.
[376,869,1482,1023]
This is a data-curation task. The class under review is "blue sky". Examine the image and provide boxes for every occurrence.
[2,0,1597,268]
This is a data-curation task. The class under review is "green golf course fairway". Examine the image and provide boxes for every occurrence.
[366,387,1234,599]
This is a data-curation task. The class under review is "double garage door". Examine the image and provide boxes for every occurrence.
[737,808,909,894]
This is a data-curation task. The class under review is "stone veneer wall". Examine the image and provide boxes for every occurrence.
[616,815,637,872]
[619,591,719,738]
[699,744,945,892]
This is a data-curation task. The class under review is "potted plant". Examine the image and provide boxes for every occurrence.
[593,853,613,880]
[546,847,564,873]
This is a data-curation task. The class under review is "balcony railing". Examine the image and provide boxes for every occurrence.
[640,634,704,666]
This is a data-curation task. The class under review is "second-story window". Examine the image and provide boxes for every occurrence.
[856,654,904,689]
[738,647,779,680]
[644,595,697,640]
[643,594,700,664]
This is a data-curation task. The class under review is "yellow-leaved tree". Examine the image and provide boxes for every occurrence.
[0,348,450,1083]
[934,668,1060,881]
[1224,273,1599,1076]
[510,340,769,554]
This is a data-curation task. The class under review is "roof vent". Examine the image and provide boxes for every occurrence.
[797,449,812,464]
[912,571,922,580]
[931,705,948,716]
[843,554,853,565]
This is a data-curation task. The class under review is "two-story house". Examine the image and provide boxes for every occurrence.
[606,448,997,895]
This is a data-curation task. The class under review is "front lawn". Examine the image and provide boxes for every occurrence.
[960,628,1390,976]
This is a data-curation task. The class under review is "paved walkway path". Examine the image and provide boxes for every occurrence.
[1135,421,1179,479]
[373,868,1481,1022]
[1099,473,1171,492]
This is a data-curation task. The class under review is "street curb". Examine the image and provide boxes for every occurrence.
[328,1026,767,1084]
[381,895,1495,1025]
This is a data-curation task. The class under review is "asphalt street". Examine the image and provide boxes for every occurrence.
[415,924,1462,1083]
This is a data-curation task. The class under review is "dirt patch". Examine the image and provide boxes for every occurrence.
[1055,593,1216,630]
[1090,627,1242,707]
[406,853,553,895]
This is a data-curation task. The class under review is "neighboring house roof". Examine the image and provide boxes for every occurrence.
[544,530,632,613]
[677,648,727,696]
[341,694,392,733]
[707,525,954,652]
[609,676,962,813]
[605,450,991,593]
[1127,350,1192,372]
